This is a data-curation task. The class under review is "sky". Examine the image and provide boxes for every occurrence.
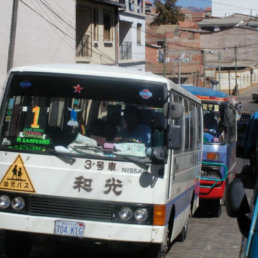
[176,0,212,8]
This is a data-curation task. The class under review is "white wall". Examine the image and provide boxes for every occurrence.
[0,0,13,87]
[119,13,145,62]
[212,0,258,17]
[0,0,75,88]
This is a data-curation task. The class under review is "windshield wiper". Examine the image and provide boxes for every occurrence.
[52,147,76,165]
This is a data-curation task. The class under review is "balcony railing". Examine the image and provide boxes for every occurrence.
[120,41,132,60]
[76,35,90,57]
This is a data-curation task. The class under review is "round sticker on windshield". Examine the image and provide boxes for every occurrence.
[139,89,152,99]
[19,80,32,89]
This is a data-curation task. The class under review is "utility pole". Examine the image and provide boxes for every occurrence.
[7,0,19,72]
[228,70,231,95]
[178,57,181,86]
[234,45,238,94]
[218,51,221,90]
[163,37,167,77]
[201,50,206,87]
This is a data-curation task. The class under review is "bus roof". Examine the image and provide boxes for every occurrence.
[182,85,229,102]
[9,64,201,105]
[10,63,169,84]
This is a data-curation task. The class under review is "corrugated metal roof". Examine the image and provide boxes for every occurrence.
[199,13,256,26]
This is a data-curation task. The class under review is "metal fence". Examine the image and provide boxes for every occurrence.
[120,41,132,60]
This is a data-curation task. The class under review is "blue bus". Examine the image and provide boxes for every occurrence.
[182,86,237,216]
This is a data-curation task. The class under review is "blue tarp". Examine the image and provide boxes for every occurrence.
[182,85,229,98]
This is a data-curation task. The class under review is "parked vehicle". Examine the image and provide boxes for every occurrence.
[239,111,258,176]
[252,93,258,103]
[226,177,258,257]
[182,85,237,216]
[0,64,203,257]
[236,112,252,157]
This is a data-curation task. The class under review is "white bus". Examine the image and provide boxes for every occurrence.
[0,64,202,257]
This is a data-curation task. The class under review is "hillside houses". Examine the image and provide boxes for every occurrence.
[145,8,258,92]
[1,1,258,94]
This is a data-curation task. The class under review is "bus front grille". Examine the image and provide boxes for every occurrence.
[29,195,113,222]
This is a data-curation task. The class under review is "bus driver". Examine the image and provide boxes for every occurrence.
[116,105,151,146]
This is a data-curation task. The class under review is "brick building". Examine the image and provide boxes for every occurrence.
[200,26,258,92]
[145,8,208,86]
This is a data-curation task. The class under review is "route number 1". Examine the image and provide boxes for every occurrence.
[31,106,40,128]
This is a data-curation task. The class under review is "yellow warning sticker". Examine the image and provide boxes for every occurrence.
[0,155,35,192]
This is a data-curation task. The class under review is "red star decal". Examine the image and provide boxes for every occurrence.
[73,84,83,94]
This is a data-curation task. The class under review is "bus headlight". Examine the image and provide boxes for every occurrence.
[0,195,10,209]
[11,197,25,210]
[134,208,148,222]
[118,207,133,222]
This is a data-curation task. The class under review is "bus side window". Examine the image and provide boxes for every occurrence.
[172,93,183,153]
[189,102,195,150]
[196,106,202,149]
[184,99,190,152]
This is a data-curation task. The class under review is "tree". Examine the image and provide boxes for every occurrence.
[151,0,185,26]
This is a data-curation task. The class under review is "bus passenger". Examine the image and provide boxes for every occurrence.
[204,112,218,143]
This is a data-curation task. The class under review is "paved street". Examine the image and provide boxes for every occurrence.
[0,85,257,257]
[169,158,251,258]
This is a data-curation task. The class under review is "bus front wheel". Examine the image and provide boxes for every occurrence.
[142,243,166,258]
[4,230,31,258]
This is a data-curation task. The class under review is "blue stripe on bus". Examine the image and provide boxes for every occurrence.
[166,183,199,222]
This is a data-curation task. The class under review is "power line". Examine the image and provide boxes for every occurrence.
[39,0,75,30]
[19,0,116,64]
[19,0,74,40]
[200,0,258,13]
[35,0,75,50]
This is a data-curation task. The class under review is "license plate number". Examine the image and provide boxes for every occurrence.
[54,220,85,237]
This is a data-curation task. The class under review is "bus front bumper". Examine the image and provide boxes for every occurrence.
[0,212,166,244]
[199,179,226,199]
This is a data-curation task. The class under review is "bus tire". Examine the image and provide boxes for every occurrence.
[166,206,175,250]
[212,199,222,217]
[4,231,31,258]
[190,192,195,217]
[177,223,188,242]
[177,205,191,242]
[142,244,165,258]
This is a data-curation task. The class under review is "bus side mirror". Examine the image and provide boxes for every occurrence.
[224,105,235,126]
[169,103,183,120]
[168,125,182,150]
[226,178,251,237]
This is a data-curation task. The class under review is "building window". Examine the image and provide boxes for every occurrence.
[93,8,98,41]
[104,11,113,41]
[137,23,142,45]
[157,41,164,48]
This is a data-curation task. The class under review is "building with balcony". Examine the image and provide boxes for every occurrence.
[118,0,146,71]
[76,0,124,65]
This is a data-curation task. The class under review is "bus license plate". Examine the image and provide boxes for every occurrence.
[54,220,85,237]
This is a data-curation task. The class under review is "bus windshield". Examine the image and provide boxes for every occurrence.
[203,102,226,144]
[0,72,166,159]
